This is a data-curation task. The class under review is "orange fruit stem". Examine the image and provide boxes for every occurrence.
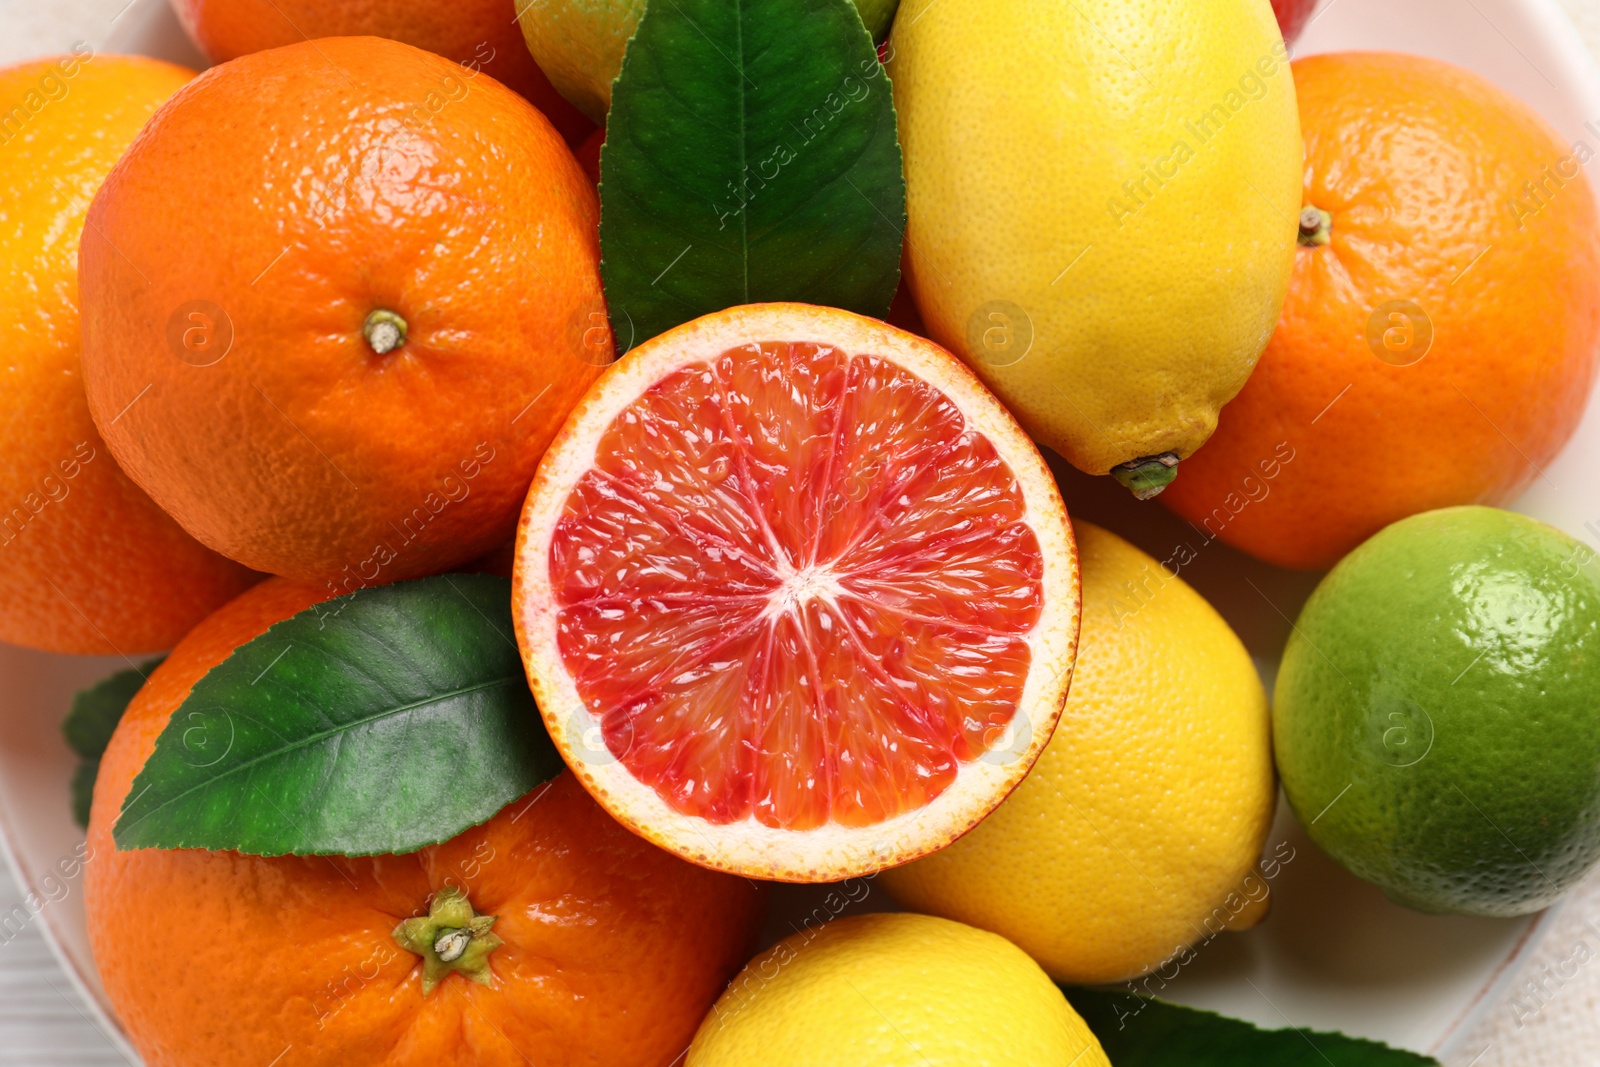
[1297,206,1331,247]
[391,886,503,997]
[362,309,409,356]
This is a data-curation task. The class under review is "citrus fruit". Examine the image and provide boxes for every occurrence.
[881,521,1274,983]
[169,0,594,144]
[889,0,1301,492]
[686,912,1110,1067]
[1275,506,1600,916]
[79,37,608,587]
[519,0,898,124]
[0,53,257,655]
[86,577,766,1067]
[512,303,1080,882]
[1162,53,1600,570]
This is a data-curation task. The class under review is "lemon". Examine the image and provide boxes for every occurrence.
[685,913,1108,1067]
[888,0,1301,492]
[520,0,899,123]
[881,522,1276,983]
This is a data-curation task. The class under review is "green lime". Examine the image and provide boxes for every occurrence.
[1274,506,1600,916]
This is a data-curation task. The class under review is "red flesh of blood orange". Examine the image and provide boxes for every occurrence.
[516,305,1079,881]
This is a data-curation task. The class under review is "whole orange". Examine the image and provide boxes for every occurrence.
[79,37,610,590]
[0,53,257,655]
[86,577,766,1067]
[1163,53,1600,570]
[169,0,594,144]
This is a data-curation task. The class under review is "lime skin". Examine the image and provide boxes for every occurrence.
[1274,506,1600,916]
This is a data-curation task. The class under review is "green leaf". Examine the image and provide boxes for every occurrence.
[70,763,101,833]
[64,658,164,829]
[114,575,562,857]
[1062,988,1440,1066]
[64,659,163,760]
[600,0,905,349]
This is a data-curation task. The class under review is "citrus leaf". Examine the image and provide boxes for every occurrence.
[64,658,164,829]
[1062,988,1440,1066]
[70,763,101,833]
[64,659,162,761]
[600,0,905,348]
[113,575,561,857]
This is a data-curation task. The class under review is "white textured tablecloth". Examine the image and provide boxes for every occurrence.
[3,0,1600,1063]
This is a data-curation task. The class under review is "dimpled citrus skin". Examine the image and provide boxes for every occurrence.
[78,37,607,586]
[881,523,1274,982]
[889,0,1301,477]
[1163,54,1600,570]
[1275,507,1600,917]
[170,0,594,144]
[86,577,766,1067]
[0,54,258,654]
[686,913,1108,1067]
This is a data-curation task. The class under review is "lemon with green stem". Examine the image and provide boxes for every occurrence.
[888,0,1301,496]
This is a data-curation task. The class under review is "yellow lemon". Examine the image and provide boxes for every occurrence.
[881,522,1276,983]
[686,913,1108,1067]
[888,0,1301,494]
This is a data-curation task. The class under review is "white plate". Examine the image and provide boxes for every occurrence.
[2,0,1598,1061]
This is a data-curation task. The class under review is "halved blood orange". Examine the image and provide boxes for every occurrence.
[512,304,1080,881]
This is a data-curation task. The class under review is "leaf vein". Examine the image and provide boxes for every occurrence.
[119,676,524,838]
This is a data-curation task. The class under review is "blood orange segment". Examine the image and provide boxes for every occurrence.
[516,304,1079,882]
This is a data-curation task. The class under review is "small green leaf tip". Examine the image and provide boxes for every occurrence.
[393,885,503,997]
[1110,453,1181,500]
